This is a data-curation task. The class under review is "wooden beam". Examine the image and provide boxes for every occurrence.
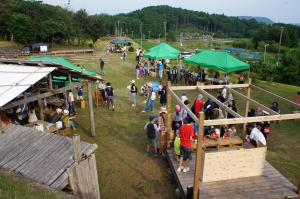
[252,84,300,108]
[243,79,252,131]
[49,74,53,90]
[203,113,300,126]
[170,84,249,91]
[0,82,86,110]
[227,86,280,115]
[197,87,242,118]
[72,134,81,163]
[193,112,205,199]
[298,177,300,198]
[87,81,96,137]
[167,81,172,148]
[169,89,199,123]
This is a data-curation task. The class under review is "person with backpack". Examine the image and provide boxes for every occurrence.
[129,80,138,107]
[144,115,160,157]
[142,83,155,112]
[105,82,115,111]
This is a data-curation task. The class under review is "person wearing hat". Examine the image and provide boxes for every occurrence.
[181,92,188,103]
[62,109,75,130]
[105,82,115,111]
[192,94,204,117]
[144,115,160,157]
[142,83,155,112]
[157,107,167,153]
[129,80,138,107]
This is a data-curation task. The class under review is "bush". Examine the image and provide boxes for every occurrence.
[128,46,134,52]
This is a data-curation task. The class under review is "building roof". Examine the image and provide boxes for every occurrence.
[0,64,55,107]
[0,124,97,189]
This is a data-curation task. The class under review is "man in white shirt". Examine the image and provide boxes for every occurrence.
[246,125,267,147]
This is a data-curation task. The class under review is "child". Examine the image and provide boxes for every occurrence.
[174,131,181,161]
[144,116,160,157]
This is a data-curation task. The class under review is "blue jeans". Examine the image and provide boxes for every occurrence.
[145,100,154,112]
[131,93,136,106]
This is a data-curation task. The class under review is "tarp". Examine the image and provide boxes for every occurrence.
[183,50,250,73]
[0,64,55,107]
[29,57,97,77]
[145,43,180,60]
[111,39,132,45]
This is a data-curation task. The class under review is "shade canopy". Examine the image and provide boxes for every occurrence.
[145,43,180,60]
[183,50,250,73]
[29,57,97,77]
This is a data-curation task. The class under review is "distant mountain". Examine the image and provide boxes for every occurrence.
[293,23,300,27]
[238,16,274,25]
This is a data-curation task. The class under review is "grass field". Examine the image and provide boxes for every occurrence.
[0,38,299,198]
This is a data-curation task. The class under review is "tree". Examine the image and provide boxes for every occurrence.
[8,13,35,43]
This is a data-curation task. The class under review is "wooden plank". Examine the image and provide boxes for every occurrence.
[89,153,100,199]
[227,86,279,115]
[73,134,81,162]
[198,88,242,118]
[0,82,86,110]
[252,84,300,108]
[170,84,250,91]
[193,112,205,199]
[167,81,172,148]
[203,113,300,126]
[88,81,96,137]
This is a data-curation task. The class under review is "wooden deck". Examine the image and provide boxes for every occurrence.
[166,149,298,199]
[0,124,97,189]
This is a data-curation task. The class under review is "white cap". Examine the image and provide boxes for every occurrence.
[130,80,135,84]
[56,108,62,114]
[63,109,69,115]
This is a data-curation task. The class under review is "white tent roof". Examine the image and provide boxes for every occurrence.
[0,64,56,107]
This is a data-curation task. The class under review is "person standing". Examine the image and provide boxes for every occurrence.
[130,80,138,107]
[144,115,159,157]
[171,67,178,85]
[105,82,115,111]
[98,80,106,103]
[158,61,163,80]
[177,117,195,173]
[136,62,140,79]
[192,94,204,117]
[67,90,76,115]
[100,58,104,75]
[159,84,167,107]
[142,83,155,112]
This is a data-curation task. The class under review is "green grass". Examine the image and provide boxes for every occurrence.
[0,171,71,199]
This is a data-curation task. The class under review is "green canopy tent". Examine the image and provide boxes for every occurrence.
[183,50,250,73]
[29,57,97,77]
[145,43,180,60]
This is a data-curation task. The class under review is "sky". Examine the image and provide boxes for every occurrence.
[42,0,300,24]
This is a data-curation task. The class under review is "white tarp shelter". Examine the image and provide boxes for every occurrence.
[0,64,55,107]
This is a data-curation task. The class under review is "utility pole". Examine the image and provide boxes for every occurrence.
[277,26,284,66]
[264,44,269,64]
[148,31,151,40]
[140,23,143,48]
[117,20,120,37]
[164,21,167,41]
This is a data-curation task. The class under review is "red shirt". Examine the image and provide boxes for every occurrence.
[295,95,300,105]
[194,99,204,116]
[179,124,195,148]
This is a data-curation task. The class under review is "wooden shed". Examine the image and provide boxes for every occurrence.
[0,124,100,199]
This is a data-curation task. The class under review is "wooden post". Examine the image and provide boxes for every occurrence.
[68,73,72,84]
[72,134,81,162]
[49,74,53,90]
[297,177,300,197]
[167,81,172,148]
[243,78,252,132]
[88,81,96,137]
[193,112,205,199]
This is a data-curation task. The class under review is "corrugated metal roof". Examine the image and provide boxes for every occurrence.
[0,64,55,107]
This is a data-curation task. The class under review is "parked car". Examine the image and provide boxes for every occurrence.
[180,51,193,59]
[21,47,31,56]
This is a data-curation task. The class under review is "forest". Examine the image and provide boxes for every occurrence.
[0,0,300,85]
